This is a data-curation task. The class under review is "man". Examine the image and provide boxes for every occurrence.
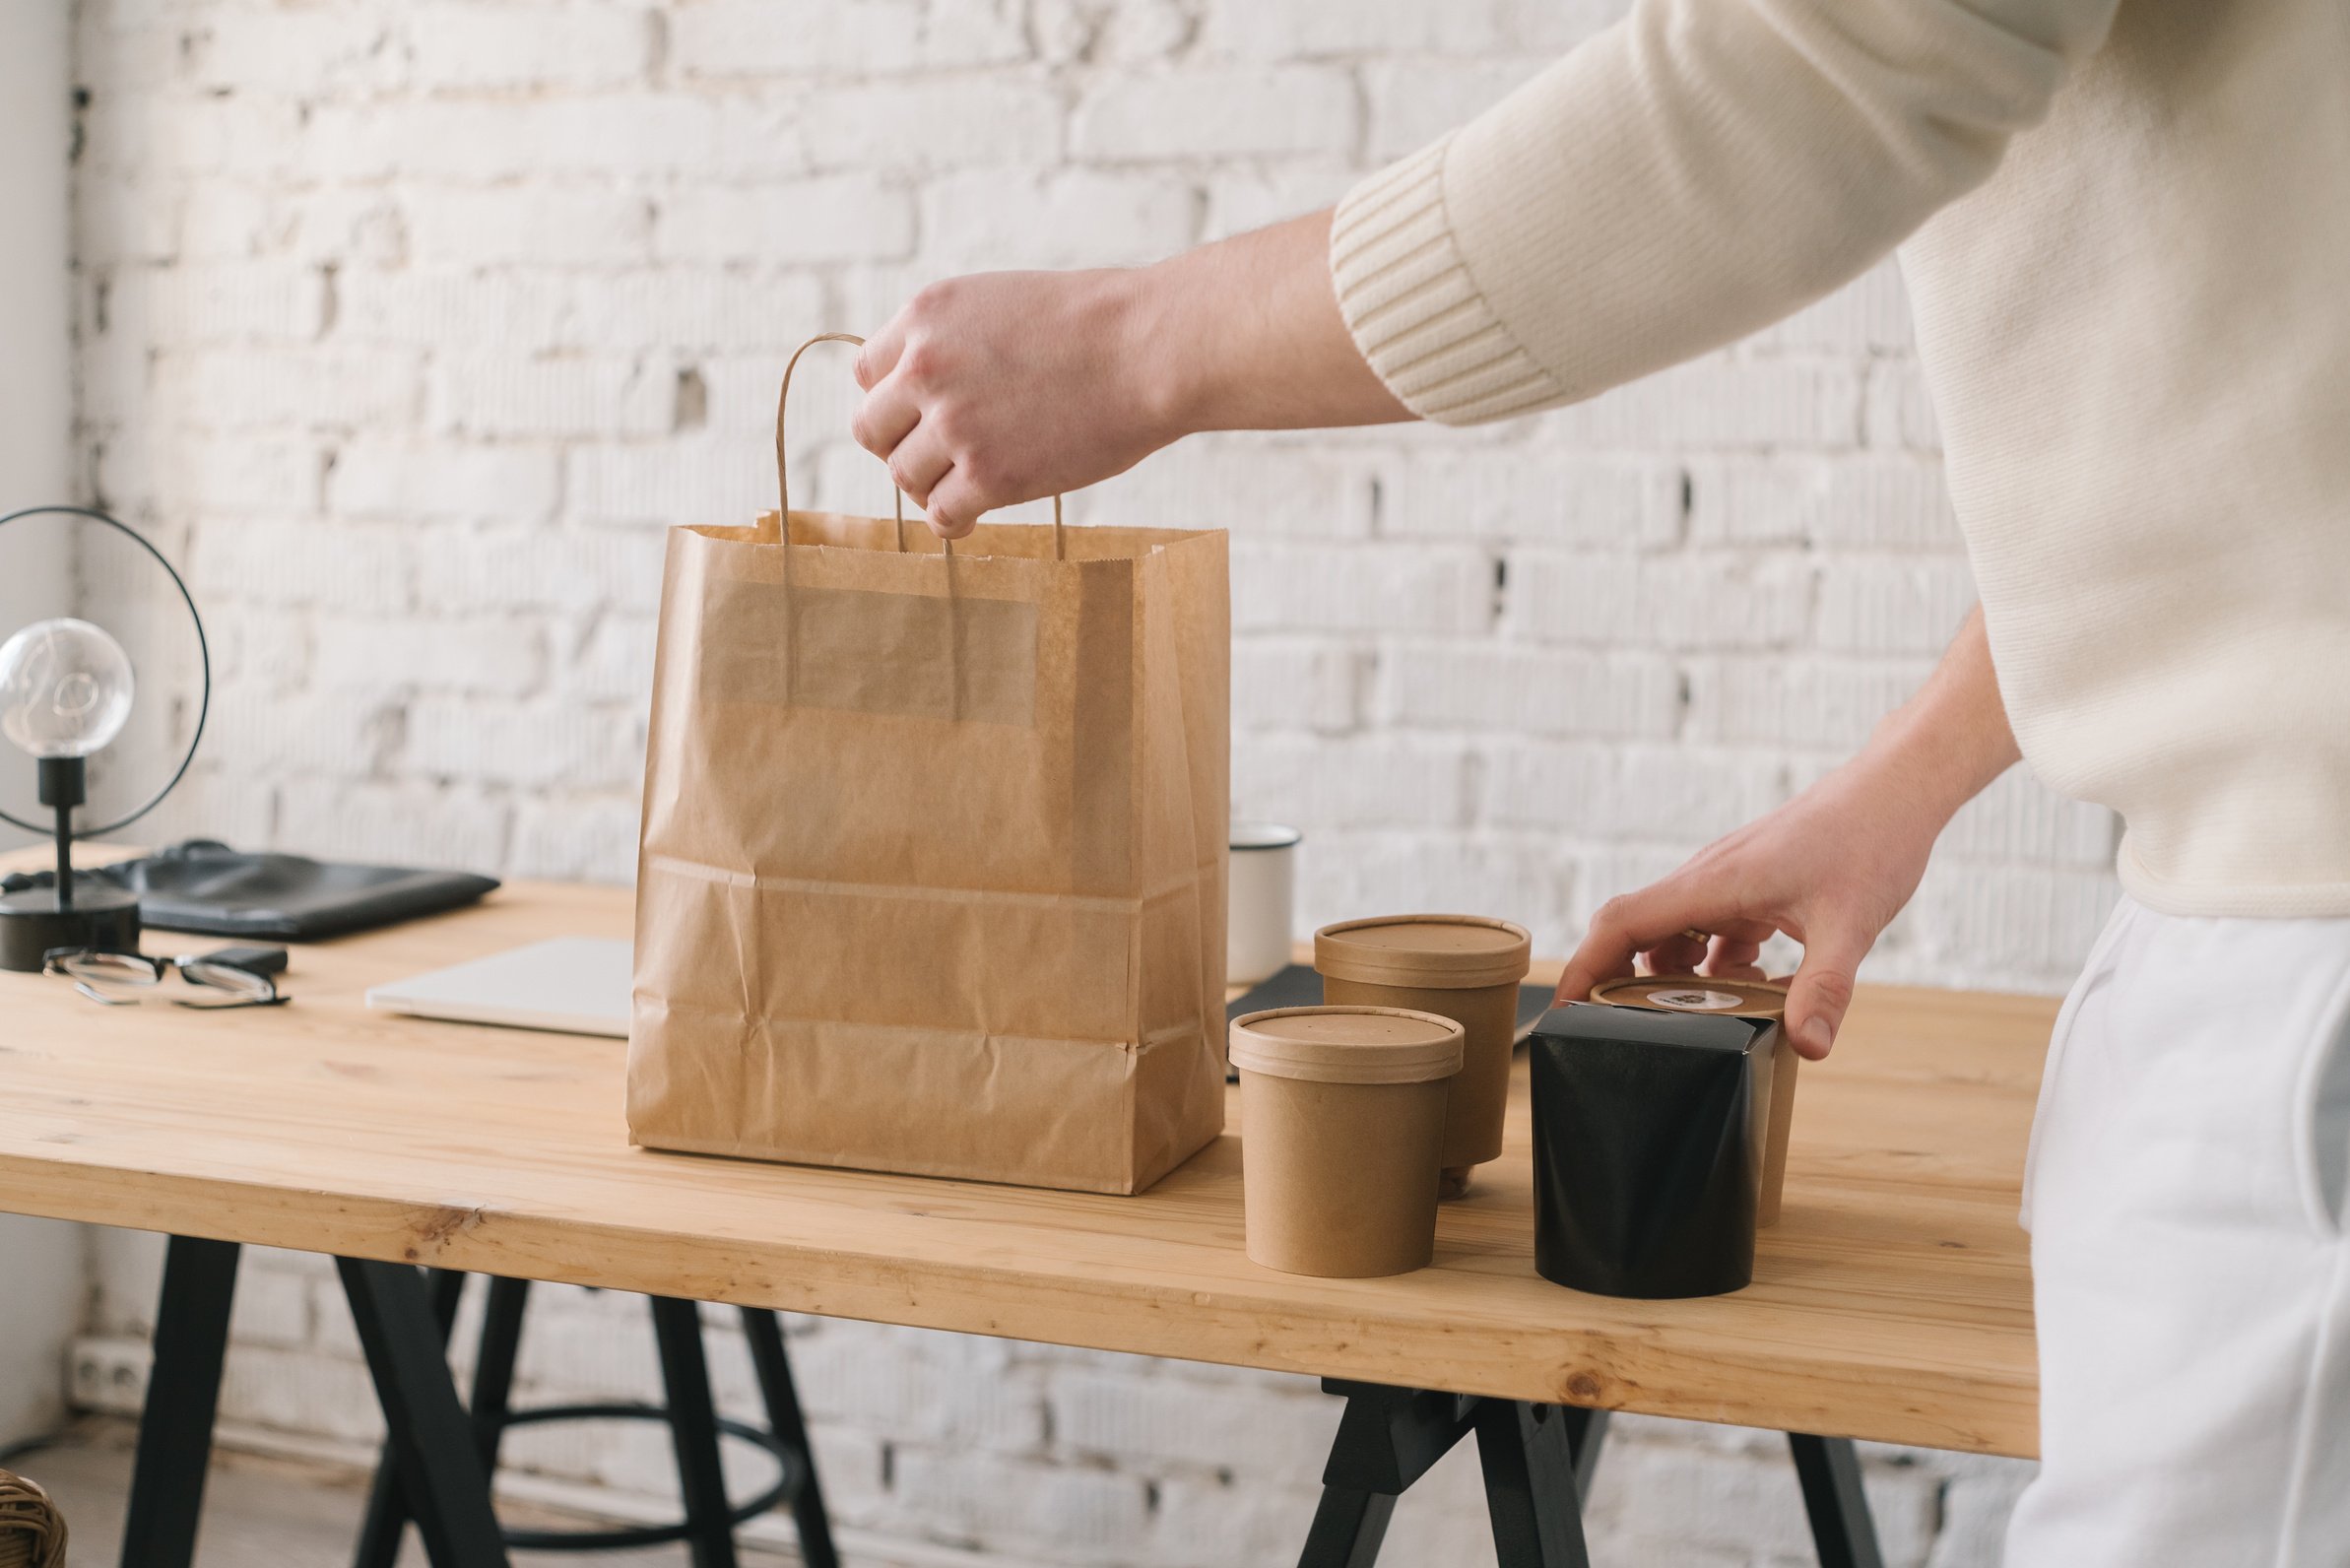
[847,0,2350,1559]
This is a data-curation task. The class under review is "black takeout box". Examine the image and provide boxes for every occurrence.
[1527,1003,1784,1299]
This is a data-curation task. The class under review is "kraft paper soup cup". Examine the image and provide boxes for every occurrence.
[1229,1006,1466,1278]
[1314,914,1533,1200]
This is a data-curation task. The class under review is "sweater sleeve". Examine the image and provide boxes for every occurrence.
[1330,0,2119,425]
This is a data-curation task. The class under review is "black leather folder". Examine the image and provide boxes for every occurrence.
[54,839,500,940]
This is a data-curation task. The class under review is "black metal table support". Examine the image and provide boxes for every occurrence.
[741,1305,840,1568]
[1790,1432,1886,1568]
[351,1273,828,1564]
[1298,1484,1396,1568]
[1475,1399,1596,1568]
[119,1234,240,1568]
[1297,1381,1601,1568]
[353,1268,469,1568]
[1565,1407,1608,1499]
[1300,1383,1882,1568]
[125,1238,1873,1568]
[470,1275,531,1472]
[649,1295,740,1568]
[337,1258,513,1568]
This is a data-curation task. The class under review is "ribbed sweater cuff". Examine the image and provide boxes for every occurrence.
[1329,138,1566,426]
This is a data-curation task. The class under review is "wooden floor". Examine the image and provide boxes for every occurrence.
[10,1420,802,1567]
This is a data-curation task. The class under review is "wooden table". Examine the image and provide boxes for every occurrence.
[0,876,2053,1566]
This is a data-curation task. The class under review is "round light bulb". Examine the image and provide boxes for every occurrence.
[0,618,136,759]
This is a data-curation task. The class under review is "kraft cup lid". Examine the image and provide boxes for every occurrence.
[1229,1006,1466,1084]
[1314,914,1533,990]
[1589,975,1788,1021]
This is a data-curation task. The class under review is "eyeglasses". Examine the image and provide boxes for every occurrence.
[42,948,288,1010]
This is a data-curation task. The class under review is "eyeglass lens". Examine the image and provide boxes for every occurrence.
[49,950,280,1007]
[178,960,278,1004]
[55,951,164,987]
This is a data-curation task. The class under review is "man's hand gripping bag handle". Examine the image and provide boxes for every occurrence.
[767,334,1071,720]
[771,332,1067,559]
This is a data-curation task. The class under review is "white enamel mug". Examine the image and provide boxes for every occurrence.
[1227,822,1301,985]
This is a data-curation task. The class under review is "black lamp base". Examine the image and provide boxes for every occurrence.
[0,883,141,972]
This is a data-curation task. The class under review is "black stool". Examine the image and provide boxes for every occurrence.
[353,1272,837,1568]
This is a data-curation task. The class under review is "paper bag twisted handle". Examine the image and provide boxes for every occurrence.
[775,333,1067,559]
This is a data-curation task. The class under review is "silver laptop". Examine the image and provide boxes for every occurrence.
[365,938,631,1038]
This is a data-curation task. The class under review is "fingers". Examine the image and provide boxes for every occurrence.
[1687,916,1778,947]
[1560,888,1730,1001]
[923,469,984,539]
[886,424,951,509]
[1782,922,1871,1061]
[856,379,998,538]
[851,321,978,536]
[1555,882,1739,1005]
[1703,934,1766,978]
[853,320,905,392]
[1643,932,1709,977]
[1635,925,1768,983]
[852,380,921,464]
[1553,946,1628,1007]
[1555,912,1636,1005]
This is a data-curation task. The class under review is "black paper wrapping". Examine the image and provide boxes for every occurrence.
[1527,1003,1777,1299]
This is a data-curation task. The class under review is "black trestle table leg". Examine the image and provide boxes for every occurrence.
[1298,1485,1397,1568]
[352,1268,469,1568]
[119,1235,240,1568]
[1790,1433,1886,1568]
[336,1258,510,1568]
[1563,1406,1608,1498]
[1297,1382,1872,1568]
[1475,1401,1594,1568]
[741,1307,839,1568]
[1297,1382,1597,1568]
[469,1274,530,1473]
[650,1295,739,1568]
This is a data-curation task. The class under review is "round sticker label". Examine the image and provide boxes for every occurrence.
[1645,987,1744,1012]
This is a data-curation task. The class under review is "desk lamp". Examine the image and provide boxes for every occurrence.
[0,506,209,971]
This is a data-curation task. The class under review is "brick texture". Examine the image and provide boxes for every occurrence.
[65,0,2101,1560]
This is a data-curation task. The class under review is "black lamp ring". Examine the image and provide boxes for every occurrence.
[0,504,210,840]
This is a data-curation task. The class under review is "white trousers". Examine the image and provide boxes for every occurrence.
[2004,896,2350,1567]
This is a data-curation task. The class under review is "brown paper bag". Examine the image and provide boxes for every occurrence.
[627,335,1230,1194]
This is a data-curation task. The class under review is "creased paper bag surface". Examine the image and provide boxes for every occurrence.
[627,510,1229,1194]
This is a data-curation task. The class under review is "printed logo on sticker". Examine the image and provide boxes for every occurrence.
[1646,988,1744,1012]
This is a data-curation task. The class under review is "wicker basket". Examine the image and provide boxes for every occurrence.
[0,1469,66,1568]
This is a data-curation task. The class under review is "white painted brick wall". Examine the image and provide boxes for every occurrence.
[64,0,2110,1559]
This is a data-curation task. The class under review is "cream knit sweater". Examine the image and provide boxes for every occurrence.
[1331,0,2350,918]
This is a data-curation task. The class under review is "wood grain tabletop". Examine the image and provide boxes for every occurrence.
[0,873,2054,1458]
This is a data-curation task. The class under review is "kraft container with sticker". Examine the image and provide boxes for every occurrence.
[1528,983,1792,1299]
[1314,914,1533,1199]
[1230,1006,1465,1277]
[628,336,1231,1195]
[1590,976,1796,1224]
